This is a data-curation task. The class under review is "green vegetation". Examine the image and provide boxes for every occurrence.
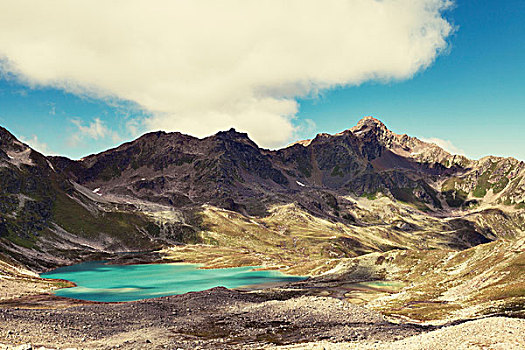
[165,204,387,275]
[5,233,36,249]
[322,192,339,211]
[473,162,513,197]
[503,177,524,206]
[337,237,525,322]
[441,177,469,207]
[441,177,462,192]
[390,187,429,211]
[473,186,488,198]
[421,182,442,209]
[331,165,344,177]
[295,155,312,178]
[99,164,123,181]
[493,177,510,193]
[51,191,160,248]
[360,191,377,200]
[442,189,468,207]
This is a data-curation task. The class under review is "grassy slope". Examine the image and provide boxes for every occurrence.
[51,191,160,250]
[323,237,524,323]
[0,253,73,301]
[161,199,520,277]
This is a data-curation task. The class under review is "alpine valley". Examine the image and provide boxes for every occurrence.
[0,117,524,349]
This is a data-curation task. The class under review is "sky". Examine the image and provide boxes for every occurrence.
[0,0,523,160]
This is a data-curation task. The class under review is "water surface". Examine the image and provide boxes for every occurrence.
[41,261,306,302]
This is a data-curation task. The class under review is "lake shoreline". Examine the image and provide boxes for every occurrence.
[41,261,307,302]
[2,284,522,350]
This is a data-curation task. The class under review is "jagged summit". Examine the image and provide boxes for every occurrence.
[351,116,388,130]
[2,116,524,221]
[1,118,525,272]
[290,116,458,165]
[213,128,255,145]
[289,116,388,148]
[216,127,244,136]
[349,116,403,140]
[0,125,24,149]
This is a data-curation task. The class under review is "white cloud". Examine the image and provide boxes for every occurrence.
[293,118,317,140]
[420,137,466,156]
[125,118,141,138]
[71,118,109,140]
[0,0,453,148]
[69,118,121,146]
[20,135,53,155]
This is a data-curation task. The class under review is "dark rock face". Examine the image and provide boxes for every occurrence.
[49,128,291,215]
[1,117,524,269]
[42,118,521,218]
[54,120,452,216]
[0,128,188,270]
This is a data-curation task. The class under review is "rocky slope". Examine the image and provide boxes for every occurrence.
[0,117,523,349]
[49,116,525,217]
[302,236,524,322]
[272,317,525,350]
[0,126,191,271]
[1,117,524,273]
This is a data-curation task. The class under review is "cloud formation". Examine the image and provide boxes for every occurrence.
[70,118,110,140]
[68,118,120,147]
[20,135,54,155]
[0,0,453,148]
[421,137,466,156]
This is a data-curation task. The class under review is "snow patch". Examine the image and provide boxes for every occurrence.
[296,181,306,187]
[46,160,56,172]
[93,188,103,196]
[6,148,34,167]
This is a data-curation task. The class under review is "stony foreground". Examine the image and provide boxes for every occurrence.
[0,287,523,350]
[271,317,525,350]
[0,286,430,349]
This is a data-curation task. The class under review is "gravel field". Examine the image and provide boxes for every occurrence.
[0,282,522,350]
[0,287,433,350]
[270,317,525,350]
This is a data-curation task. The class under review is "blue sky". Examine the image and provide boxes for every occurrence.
[295,0,525,159]
[0,0,523,160]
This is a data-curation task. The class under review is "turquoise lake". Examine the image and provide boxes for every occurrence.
[41,261,306,302]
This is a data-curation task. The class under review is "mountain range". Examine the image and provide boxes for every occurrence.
[1,116,524,271]
[0,116,523,323]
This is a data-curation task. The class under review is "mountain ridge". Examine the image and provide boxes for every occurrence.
[54,115,518,210]
[1,117,524,273]
[1,116,524,325]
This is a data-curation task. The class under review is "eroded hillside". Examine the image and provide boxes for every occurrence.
[0,117,524,323]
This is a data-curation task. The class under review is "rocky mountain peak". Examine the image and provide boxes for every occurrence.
[347,117,395,146]
[216,128,249,138]
[350,116,389,135]
[0,125,40,167]
[0,126,22,149]
[343,117,468,169]
[213,128,258,148]
[353,116,387,130]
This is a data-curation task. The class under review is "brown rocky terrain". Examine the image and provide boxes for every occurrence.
[0,287,432,349]
[2,117,524,271]
[0,117,523,349]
